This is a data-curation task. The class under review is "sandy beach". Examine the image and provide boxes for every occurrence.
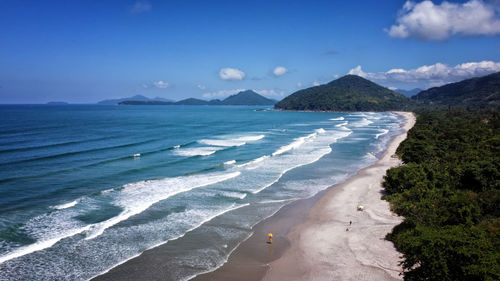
[196,111,415,281]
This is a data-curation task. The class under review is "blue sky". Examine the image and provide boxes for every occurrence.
[1,0,499,103]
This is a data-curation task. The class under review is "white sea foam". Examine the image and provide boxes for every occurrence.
[237,155,269,168]
[220,191,247,200]
[352,118,374,127]
[174,147,223,157]
[0,225,91,264]
[173,145,181,149]
[375,129,389,139]
[84,171,241,240]
[198,139,246,147]
[329,117,345,121]
[235,135,265,142]
[335,121,349,127]
[223,160,236,165]
[92,203,250,281]
[252,146,333,194]
[52,200,78,210]
[364,152,377,160]
[272,130,320,156]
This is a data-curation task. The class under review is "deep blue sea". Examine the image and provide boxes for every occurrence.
[0,105,402,280]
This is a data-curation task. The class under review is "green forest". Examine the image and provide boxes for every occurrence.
[382,109,499,280]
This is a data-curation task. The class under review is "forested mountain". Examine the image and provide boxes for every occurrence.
[412,72,500,108]
[275,75,409,111]
[221,90,276,105]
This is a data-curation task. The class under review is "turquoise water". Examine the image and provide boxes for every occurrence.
[0,105,402,280]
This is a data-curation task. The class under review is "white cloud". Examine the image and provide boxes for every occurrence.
[386,0,500,40]
[348,65,368,78]
[153,81,169,88]
[312,81,321,86]
[197,84,206,90]
[131,1,151,13]
[219,68,246,80]
[297,82,303,88]
[273,66,288,76]
[347,60,500,87]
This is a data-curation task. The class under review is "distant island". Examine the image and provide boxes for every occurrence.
[118,90,277,106]
[46,101,69,105]
[98,95,173,105]
[275,75,410,111]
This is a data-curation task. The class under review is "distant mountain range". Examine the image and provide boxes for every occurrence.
[395,88,422,97]
[97,95,173,105]
[275,75,409,111]
[412,71,500,108]
[118,90,277,106]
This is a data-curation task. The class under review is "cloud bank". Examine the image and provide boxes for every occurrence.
[219,68,246,80]
[273,66,288,76]
[131,1,152,14]
[386,0,500,40]
[153,81,169,88]
[348,60,500,87]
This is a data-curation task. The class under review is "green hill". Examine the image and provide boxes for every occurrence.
[412,71,500,108]
[174,98,209,105]
[275,75,409,111]
[221,90,276,105]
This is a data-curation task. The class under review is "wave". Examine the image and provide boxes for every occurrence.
[0,136,112,154]
[252,146,333,194]
[237,155,269,169]
[375,129,389,139]
[84,171,241,240]
[235,135,265,142]
[91,203,251,281]
[329,117,345,121]
[52,200,79,210]
[271,128,326,157]
[224,160,236,165]
[219,191,247,200]
[351,118,374,127]
[335,121,349,127]
[198,134,265,147]
[198,139,246,147]
[173,147,224,157]
[0,138,164,167]
[0,224,91,264]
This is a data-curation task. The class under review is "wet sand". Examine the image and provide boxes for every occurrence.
[196,111,415,281]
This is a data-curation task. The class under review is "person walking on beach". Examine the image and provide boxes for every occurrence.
[268,233,273,244]
[349,220,352,226]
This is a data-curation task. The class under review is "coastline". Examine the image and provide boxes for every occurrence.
[195,111,416,281]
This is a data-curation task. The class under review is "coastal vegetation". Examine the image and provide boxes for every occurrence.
[274,75,410,111]
[382,109,499,280]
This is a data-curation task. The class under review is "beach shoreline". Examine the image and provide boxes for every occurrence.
[195,111,415,281]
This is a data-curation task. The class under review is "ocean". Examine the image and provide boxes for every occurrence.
[0,105,402,280]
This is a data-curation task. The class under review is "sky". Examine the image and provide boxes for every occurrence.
[0,0,499,103]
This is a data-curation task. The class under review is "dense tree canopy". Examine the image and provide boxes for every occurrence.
[383,109,500,280]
